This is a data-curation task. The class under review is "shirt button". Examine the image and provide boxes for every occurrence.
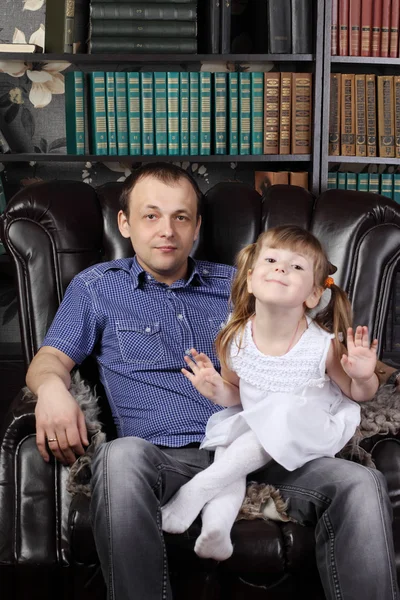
[145,327,151,332]
[177,314,184,320]
[203,269,209,274]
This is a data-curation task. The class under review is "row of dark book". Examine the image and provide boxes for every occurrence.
[331,0,400,58]
[328,170,400,203]
[254,170,309,193]
[329,73,400,158]
[65,70,313,157]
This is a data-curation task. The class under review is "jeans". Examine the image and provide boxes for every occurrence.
[90,436,399,600]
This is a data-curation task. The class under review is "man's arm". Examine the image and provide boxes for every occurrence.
[27,346,89,465]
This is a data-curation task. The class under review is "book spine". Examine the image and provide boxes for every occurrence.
[328,172,338,189]
[127,72,141,156]
[349,0,361,56]
[65,71,85,155]
[395,76,400,157]
[140,72,155,155]
[73,0,90,53]
[340,73,356,155]
[372,0,383,56]
[115,72,128,155]
[221,0,231,53]
[89,38,197,53]
[0,172,6,214]
[337,173,347,189]
[214,72,227,155]
[89,71,108,155]
[207,0,220,54]
[331,0,339,55]
[390,0,400,58]
[366,74,377,157]
[251,72,263,155]
[180,72,189,155]
[347,173,357,190]
[254,171,270,194]
[90,20,197,37]
[357,173,369,192]
[167,72,180,155]
[381,173,394,199]
[45,0,74,53]
[339,0,349,56]
[291,0,313,54]
[361,0,373,56]
[90,4,197,20]
[189,72,199,155]
[0,129,11,154]
[105,72,117,156]
[200,72,211,155]
[381,0,391,57]
[239,72,251,155]
[274,172,289,184]
[329,73,341,156]
[279,73,292,155]
[229,73,239,155]
[291,73,312,154]
[267,0,292,54]
[289,171,308,189]
[355,74,367,156]
[394,174,400,203]
[378,75,395,157]
[263,72,280,155]
[154,72,167,156]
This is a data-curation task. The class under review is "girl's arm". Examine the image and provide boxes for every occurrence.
[326,326,379,402]
[182,348,241,407]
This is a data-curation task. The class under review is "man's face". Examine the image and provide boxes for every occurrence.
[118,175,201,285]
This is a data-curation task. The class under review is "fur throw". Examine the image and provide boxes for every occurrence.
[23,373,400,522]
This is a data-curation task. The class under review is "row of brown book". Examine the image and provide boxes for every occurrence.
[255,170,309,194]
[331,0,400,57]
[329,73,400,158]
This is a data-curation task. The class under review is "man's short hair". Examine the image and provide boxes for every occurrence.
[120,163,203,219]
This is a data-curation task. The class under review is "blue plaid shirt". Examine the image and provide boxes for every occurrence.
[42,256,235,446]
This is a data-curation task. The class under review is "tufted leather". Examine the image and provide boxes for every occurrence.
[1,181,400,599]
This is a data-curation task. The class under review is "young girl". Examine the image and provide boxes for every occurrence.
[161,225,379,561]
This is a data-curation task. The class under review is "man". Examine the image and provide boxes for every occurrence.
[27,163,399,600]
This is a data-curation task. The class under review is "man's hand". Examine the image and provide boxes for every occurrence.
[35,377,89,465]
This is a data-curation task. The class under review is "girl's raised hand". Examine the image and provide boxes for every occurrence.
[182,348,224,402]
[340,326,378,382]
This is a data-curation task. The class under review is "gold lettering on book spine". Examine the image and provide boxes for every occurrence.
[66,0,75,17]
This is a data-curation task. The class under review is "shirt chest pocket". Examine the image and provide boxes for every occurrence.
[116,321,164,364]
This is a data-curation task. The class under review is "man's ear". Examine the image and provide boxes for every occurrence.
[305,286,324,309]
[118,210,130,239]
[247,269,253,294]
[194,215,202,241]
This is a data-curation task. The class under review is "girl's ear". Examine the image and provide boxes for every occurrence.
[305,286,324,309]
[247,269,253,294]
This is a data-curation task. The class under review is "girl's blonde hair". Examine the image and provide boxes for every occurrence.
[216,225,352,369]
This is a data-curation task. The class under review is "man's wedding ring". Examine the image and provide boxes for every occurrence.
[47,437,58,442]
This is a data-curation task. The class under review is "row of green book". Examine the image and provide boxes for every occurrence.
[65,70,266,156]
[328,172,400,203]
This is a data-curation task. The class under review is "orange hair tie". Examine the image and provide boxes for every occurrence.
[325,276,334,289]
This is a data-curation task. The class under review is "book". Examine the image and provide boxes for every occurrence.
[289,171,308,190]
[292,73,312,154]
[361,0,373,56]
[279,73,292,155]
[229,73,239,155]
[89,72,107,155]
[291,0,313,54]
[357,172,369,191]
[92,0,194,2]
[0,128,11,154]
[263,72,280,155]
[337,172,347,189]
[214,72,227,155]
[338,0,349,56]
[221,0,231,54]
[368,172,380,193]
[366,74,377,157]
[340,73,356,156]
[254,171,289,194]
[140,72,155,155]
[189,72,199,155]
[0,43,42,53]
[90,3,197,20]
[0,173,7,213]
[115,72,128,155]
[64,71,85,154]
[154,72,167,156]
[381,173,394,199]
[390,0,400,58]
[328,172,338,189]
[167,72,180,155]
[349,0,361,56]
[347,173,357,190]
[331,0,339,55]
[394,174,400,203]
[251,72,263,155]
[45,0,75,53]
[329,73,341,155]
[180,73,189,155]
[377,76,395,157]
[90,20,197,38]
[372,0,383,56]
[381,0,391,56]
[395,76,400,157]
[127,72,141,156]
[239,72,251,155]
[267,0,291,54]
[199,0,220,53]
[105,72,117,156]
[73,0,90,53]
[199,72,211,156]
[355,74,366,156]
[89,38,197,53]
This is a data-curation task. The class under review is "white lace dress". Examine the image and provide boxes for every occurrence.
[200,318,361,471]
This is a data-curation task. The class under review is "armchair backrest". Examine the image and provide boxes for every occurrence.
[1,180,400,365]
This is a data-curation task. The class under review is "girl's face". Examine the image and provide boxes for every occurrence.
[247,245,322,310]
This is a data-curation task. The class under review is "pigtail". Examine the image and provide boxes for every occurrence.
[314,283,353,357]
[216,243,258,369]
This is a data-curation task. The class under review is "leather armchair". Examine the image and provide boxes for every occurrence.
[1,180,400,600]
